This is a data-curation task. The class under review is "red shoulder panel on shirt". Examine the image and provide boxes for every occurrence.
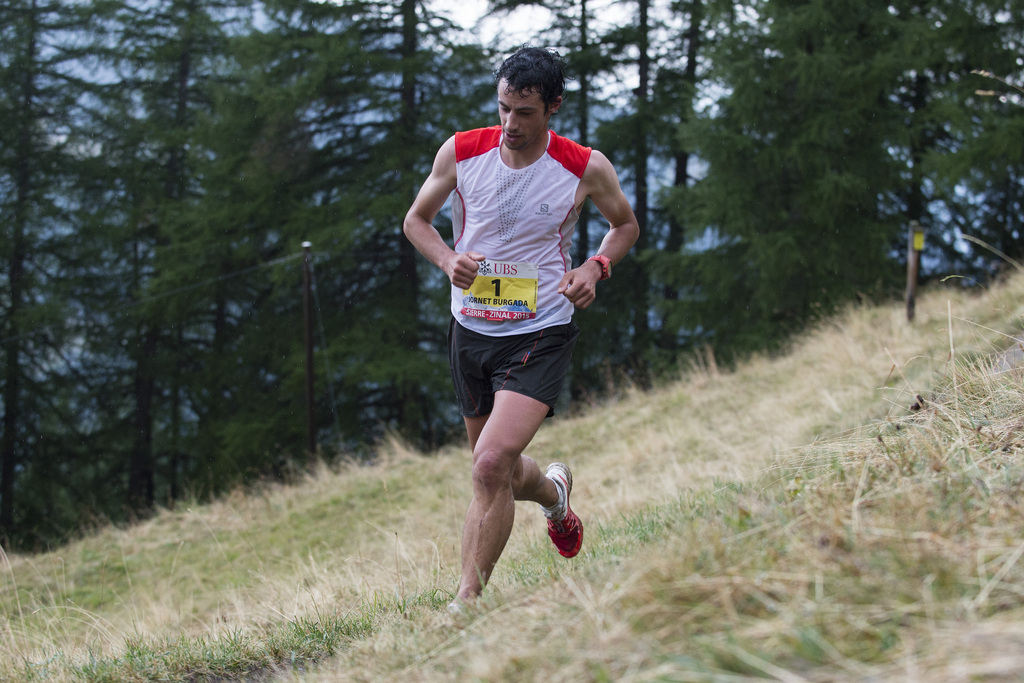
[547,131,592,178]
[455,126,502,162]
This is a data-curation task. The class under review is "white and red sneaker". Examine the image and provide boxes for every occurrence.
[544,462,583,558]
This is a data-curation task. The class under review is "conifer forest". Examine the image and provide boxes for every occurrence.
[1,0,1021,548]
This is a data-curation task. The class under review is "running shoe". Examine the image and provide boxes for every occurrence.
[545,462,583,558]
[447,600,467,617]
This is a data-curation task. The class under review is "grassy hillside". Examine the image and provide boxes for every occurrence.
[2,270,1023,682]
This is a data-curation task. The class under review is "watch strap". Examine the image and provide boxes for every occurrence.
[586,255,611,280]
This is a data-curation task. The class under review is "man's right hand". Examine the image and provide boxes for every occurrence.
[446,251,486,290]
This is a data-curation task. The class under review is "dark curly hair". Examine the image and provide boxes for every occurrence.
[493,46,567,112]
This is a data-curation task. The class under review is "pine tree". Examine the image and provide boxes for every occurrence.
[643,0,723,363]
[678,0,905,356]
[212,0,492,455]
[887,0,1024,277]
[0,0,103,545]
[80,0,254,509]
[576,0,709,385]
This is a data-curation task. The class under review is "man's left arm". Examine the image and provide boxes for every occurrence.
[558,150,640,309]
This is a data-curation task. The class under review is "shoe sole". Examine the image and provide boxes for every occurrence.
[555,511,583,558]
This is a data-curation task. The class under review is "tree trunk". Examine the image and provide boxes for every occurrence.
[1,0,38,539]
[630,0,651,386]
[396,0,426,443]
[574,0,593,266]
[129,326,158,510]
[661,0,702,314]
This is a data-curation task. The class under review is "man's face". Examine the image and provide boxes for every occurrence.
[497,78,561,153]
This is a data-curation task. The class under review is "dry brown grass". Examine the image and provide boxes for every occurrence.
[294,276,1024,681]
[2,271,1022,681]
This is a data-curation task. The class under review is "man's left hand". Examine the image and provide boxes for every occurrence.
[557,260,603,309]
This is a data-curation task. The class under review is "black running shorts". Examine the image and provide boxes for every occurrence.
[448,318,580,418]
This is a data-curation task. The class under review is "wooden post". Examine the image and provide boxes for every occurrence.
[905,221,923,322]
[302,241,316,457]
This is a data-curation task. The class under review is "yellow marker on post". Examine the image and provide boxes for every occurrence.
[906,221,923,322]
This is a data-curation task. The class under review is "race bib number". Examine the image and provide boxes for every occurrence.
[461,260,539,321]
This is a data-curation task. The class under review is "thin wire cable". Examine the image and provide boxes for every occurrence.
[0,251,305,347]
[139,252,303,303]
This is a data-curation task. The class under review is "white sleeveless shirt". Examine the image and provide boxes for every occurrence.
[451,126,591,336]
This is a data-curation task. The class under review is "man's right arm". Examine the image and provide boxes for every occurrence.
[403,136,484,290]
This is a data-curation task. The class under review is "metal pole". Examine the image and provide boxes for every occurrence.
[302,241,315,456]
[905,221,923,322]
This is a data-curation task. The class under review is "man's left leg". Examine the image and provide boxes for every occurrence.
[456,390,559,601]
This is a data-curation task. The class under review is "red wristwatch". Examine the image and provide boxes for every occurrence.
[586,254,612,280]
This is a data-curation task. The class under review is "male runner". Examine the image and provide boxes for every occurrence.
[403,46,639,609]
